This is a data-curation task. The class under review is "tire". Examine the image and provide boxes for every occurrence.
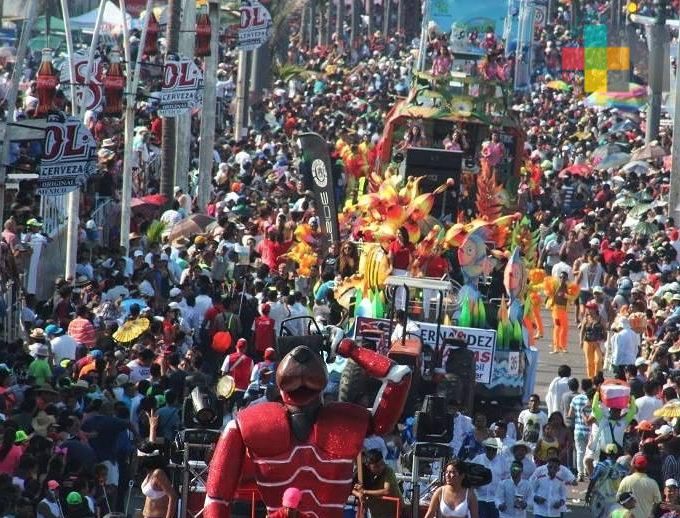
[338,359,380,404]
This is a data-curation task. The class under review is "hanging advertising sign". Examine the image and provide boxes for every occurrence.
[158,54,204,117]
[59,52,105,112]
[237,0,272,51]
[38,113,97,196]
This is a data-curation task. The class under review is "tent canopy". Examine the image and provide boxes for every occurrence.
[34,16,66,33]
[71,1,128,34]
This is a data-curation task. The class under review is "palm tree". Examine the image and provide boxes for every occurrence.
[160,0,181,204]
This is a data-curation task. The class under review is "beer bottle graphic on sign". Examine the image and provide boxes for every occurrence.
[35,48,59,117]
[195,7,212,57]
[103,49,125,117]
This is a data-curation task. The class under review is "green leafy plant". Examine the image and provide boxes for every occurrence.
[146,220,166,246]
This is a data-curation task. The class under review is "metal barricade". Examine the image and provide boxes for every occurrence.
[91,195,114,248]
[39,194,68,237]
[1,277,24,343]
[357,495,403,518]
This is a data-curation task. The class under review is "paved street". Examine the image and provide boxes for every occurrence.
[532,307,589,517]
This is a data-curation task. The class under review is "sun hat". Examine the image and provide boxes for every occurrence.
[26,218,42,227]
[29,328,46,340]
[44,324,64,335]
[482,437,501,449]
[14,430,29,443]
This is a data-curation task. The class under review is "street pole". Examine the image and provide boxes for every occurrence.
[234,50,249,140]
[366,0,374,37]
[325,1,333,46]
[336,0,345,43]
[670,35,680,224]
[0,0,38,220]
[383,0,391,39]
[351,0,360,48]
[309,0,317,49]
[120,0,154,252]
[645,8,667,144]
[174,0,196,194]
[197,0,219,213]
[396,0,403,35]
[60,0,80,281]
[160,0,182,203]
[84,0,107,120]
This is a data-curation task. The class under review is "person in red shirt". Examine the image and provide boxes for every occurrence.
[388,227,414,311]
[220,339,254,412]
[252,303,276,361]
[149,111,162,144]
[257,229,282,271]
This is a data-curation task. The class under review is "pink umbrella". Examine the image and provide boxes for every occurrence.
[559,164,592,178]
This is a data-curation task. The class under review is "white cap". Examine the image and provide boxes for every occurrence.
[133,250,144,258]
[589,238,600,246]
[656,424,673,436]
[169,287,182,297]
[174,186,182,194]
[168,301,181,310]
[666,479,679,488]
[634,357,649,367]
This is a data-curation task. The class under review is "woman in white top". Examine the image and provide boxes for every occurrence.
[424,460,479,518]
[139,410,177,518]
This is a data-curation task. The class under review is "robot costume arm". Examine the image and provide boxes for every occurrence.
[205,420,246,518]
[338,338,411,435]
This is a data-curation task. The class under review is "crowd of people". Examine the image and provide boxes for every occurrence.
[1,1,680,518]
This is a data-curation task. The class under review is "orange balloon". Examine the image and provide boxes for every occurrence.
[212,331,233,354]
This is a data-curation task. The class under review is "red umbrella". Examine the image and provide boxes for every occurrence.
[559,164,592,178]
[139,194,168,206]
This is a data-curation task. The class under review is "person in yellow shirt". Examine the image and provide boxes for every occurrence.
[616,453,661,518]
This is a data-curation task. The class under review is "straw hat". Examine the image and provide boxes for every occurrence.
[31,411,57,437]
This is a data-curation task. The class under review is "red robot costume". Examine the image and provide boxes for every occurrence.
[204,339,411,518]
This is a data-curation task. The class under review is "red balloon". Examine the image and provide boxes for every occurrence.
[212,331,233,354]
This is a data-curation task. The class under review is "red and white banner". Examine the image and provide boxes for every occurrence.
[38,114,97,196]
[158,54,204,117]
[59,52,105,112]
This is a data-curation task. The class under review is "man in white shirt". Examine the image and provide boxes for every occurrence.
[531,457,566,518]
[46,324,78,363]
[472,438,507,517]
[635,381,662,422]
[545,365,572,416]
[449,407,474,458]
[611,317,641,373]
[517,394,548,446]
[495,461,532,518]
[550,252,573,281]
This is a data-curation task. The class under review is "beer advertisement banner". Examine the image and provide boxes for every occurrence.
[159,54,204,117]
[237,0,273,51]
[59,51,104,112]
[38,114,97,196]
[298,133,340,246]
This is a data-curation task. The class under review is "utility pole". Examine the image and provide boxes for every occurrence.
[670,33,680,224]
[396,0,404,35]
[325,1,333,46]
[383,0,391,38]
[309,0,317,49]
[120,0,153,253]
[336,0,344,42]
[60,0,79,281]
[160,0,182,203]
[234,49,249,140]
[174,0,196,194]
[0,0,38,220]
[366,0,374,37]
[630,4,668,144]
[351,0,360,48]
[197,0,219,212]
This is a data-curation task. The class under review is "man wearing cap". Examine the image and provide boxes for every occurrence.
[37,480,62,518]
[472,438,505,518]
[585,443,627,517]
[220,339,254,411]
[252,303,276,361]
[27,344,52,386]
[609,492,636,518]
[22,217,47,298]
[617,453,661,518]
[46,323,77,364]
[652,478,680,517]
